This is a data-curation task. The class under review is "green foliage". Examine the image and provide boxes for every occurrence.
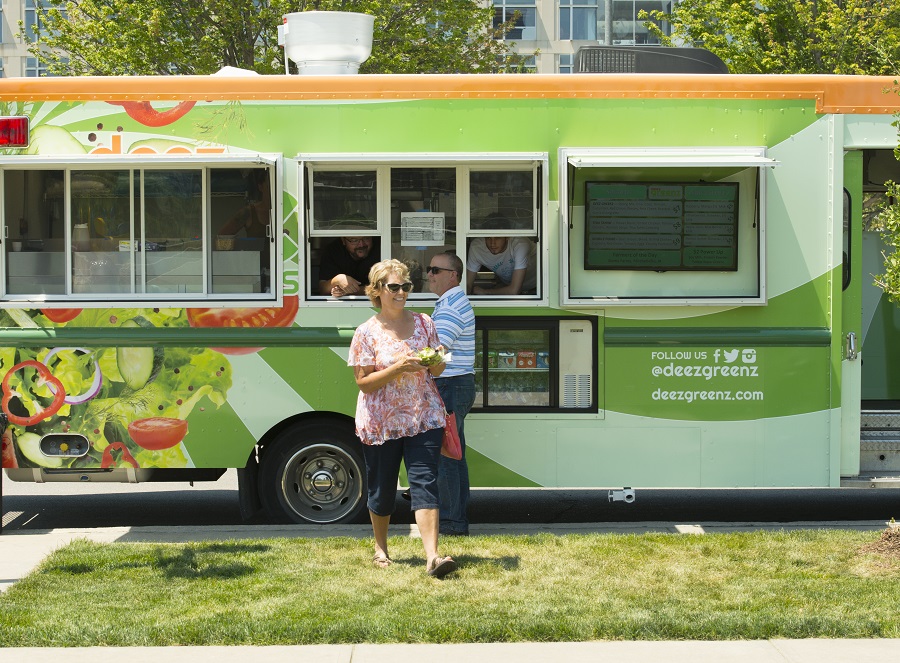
[874,178,900,302]
[24,0,526,76]
[1,530,898,645]
[643,0,900,74]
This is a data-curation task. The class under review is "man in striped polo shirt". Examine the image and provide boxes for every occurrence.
[428,251,476,536]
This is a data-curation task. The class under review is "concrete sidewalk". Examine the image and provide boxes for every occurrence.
[2,640,900,662]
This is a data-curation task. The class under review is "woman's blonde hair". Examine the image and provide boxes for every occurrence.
[365,259,411,307]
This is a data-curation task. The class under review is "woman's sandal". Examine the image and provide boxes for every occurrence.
[373,555,393,569]
[427,555,457,578]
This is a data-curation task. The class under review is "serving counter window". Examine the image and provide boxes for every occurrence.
[561,148,776,306]
[1,159,279,303]
[300,154,546,302]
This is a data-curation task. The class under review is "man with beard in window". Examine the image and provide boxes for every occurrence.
[318,236,381,297]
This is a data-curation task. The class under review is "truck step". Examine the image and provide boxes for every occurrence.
[861,410,900,430]
[841,475,900,488]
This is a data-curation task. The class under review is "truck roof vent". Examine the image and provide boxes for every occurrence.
[575,46,728,74]
[281,11,374,75]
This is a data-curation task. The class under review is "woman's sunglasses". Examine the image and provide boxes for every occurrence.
[383,282,414,293]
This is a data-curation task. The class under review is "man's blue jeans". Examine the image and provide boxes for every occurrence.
[435,374,476,535]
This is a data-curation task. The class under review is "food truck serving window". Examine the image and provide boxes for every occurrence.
[561,147,778,307]
[0,156,282,306]
[299,153,548,305]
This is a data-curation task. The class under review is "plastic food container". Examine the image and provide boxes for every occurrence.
[498,351,516,368]
[216,235,235,251]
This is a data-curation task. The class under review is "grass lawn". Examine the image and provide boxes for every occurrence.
[1,529,898,646]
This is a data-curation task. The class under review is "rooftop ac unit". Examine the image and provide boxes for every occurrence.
[575,45,729,74]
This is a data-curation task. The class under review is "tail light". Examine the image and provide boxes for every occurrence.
[0,116,29,148]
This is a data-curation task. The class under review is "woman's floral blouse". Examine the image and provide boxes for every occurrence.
[349,312,445,445]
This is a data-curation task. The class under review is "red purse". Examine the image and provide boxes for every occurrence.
[441,410,462,460]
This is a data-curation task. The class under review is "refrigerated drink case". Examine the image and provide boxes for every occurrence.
[474,318,594,410]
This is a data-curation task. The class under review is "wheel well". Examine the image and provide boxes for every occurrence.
[254,411,367,524]
[255,410,356,461]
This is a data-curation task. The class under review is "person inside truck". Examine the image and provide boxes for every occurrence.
[465,217,536,296]
[318,236,381,297]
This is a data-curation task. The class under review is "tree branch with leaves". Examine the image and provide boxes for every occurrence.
[642,0,900,75]
[24,0,527,76]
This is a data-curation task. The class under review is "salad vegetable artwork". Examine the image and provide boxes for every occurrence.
[0,307,233,471]
[2,360,67,426]
[101,442,138,469]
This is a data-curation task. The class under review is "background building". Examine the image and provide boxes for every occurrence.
[0,0,673,77]
[495,0,674,72]
[0,0,52,77]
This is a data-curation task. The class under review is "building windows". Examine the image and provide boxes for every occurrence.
[25,57,50,77]
[559,0,598,41]
[494,0,537,41]
[611,1,672,45]
[558,54,574,74]
[25,0,49,77]
[24,0,41,39]
[556,1,672,50]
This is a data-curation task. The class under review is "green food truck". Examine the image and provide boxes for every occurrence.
[2,65,900,524]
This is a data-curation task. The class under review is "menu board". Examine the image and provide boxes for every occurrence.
[584,182,739,271]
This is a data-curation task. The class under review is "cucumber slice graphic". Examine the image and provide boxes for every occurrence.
[117,318,164,390]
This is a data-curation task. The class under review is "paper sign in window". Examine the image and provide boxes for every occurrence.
[400,212,445,246]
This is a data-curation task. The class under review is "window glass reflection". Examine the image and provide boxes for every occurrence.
[311,170,377,232]
[4,169,65,294]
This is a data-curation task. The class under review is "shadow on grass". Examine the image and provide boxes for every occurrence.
[156,544,267,580]
[48,542,271,581]
[388,554,520,572]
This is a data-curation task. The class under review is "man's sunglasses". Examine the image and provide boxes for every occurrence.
[383,282,414,293]
[426,266,455,275]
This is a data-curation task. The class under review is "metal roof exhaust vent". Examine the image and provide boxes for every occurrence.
[281,11,374,75]
[575,46,729,74]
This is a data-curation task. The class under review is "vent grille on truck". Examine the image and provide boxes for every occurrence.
[575,46,729,74]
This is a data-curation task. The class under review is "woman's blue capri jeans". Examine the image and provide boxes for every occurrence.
[361,427,443,515]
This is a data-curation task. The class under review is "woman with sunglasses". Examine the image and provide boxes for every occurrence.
[348,259,458,578]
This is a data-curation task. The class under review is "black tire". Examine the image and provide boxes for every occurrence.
[258,419,367,524]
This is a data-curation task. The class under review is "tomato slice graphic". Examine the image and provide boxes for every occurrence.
[128,417,188,450]
[41,309,82,323]
[186,295,299,355]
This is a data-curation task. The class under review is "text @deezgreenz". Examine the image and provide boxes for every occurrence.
[649,349,763,403]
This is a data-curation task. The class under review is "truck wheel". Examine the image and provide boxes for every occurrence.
[259,420,367,524]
